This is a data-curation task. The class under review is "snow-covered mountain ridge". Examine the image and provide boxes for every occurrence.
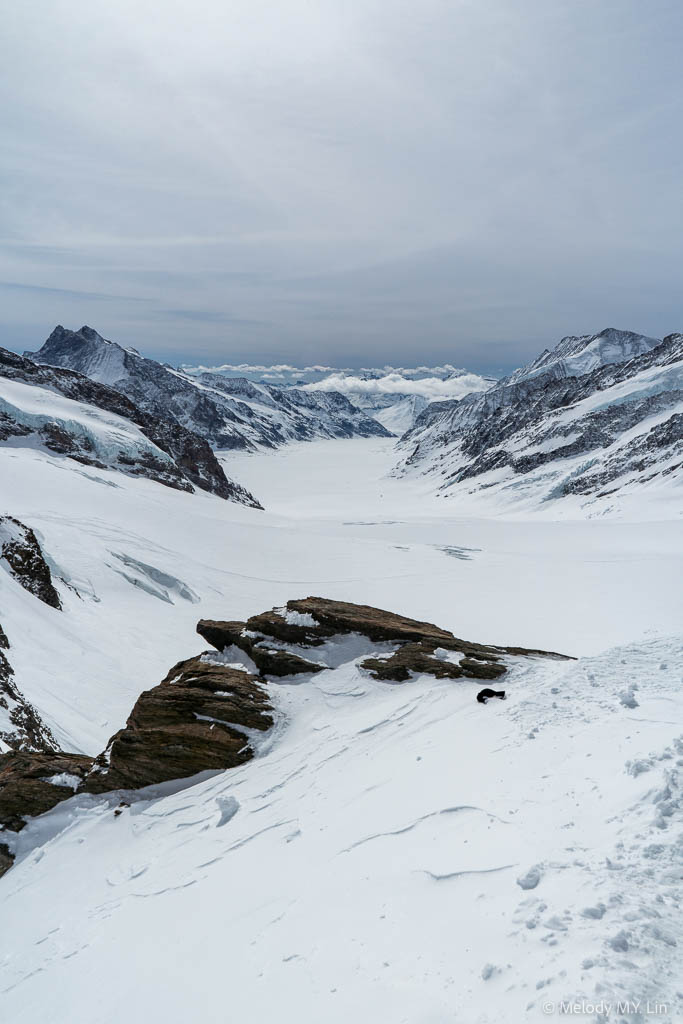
[395,330,683,516]
[501,327,661,385]
[183,358,497,431]
[0,344,259,506]
[27,325,391,449]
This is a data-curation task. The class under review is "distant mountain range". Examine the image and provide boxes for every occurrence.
[395,328,682,514]
[3,322,680,516]
[27,326,391,451]
[182,358,497,432]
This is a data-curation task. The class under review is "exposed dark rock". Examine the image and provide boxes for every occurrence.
[199,597,571,683]
[0,641,60,753]
[196,619,325,677]
[0,344,261,506]
[0,655,275,876]
[562,412,683,496]
[0,843,13,875]
[84,655,274,792]
[0,517,61,608]
[0,750,94,835]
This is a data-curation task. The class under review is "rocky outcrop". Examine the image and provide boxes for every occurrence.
[0,750,94,835]
[0,598,570,878]
[199,597,570,683]
[1,619,61,754]
[197,619,325,677]
[0,645,60,753]
[0,345,261,506]
[0,652,273,876]
[85,655,273,792]
[0,517,61,608]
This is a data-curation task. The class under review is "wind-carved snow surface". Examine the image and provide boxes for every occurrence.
[2,636,682,1023]
[1,435,682,1022]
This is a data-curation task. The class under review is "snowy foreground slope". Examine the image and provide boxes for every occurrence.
[1,438,682,1023]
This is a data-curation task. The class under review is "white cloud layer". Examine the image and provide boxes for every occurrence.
[301,372,492,402]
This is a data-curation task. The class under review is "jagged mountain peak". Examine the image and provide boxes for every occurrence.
[502,326,661,386]
[397,328,682,513]
[25,324,391,450]
[26,324,133,387]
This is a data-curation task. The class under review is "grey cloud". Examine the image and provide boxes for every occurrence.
[1,0,681,371]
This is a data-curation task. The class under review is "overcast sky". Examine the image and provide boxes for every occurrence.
[1,0,682,373]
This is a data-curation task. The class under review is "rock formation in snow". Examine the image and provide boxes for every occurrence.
[85,654,274,793]
[199,597,570,683]
[0,626,59,754]
[0,516,62,609]
[0,597,569,877]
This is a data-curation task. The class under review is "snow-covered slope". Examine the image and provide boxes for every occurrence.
[27,326,391,448]
[395,332,683,517]
[372,394,430,434]
[502,328,661,385]
[0,375,189,481]
[0,434,681,1021]
[0,344,259,505]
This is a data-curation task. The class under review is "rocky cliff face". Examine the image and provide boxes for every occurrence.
[396,332,683,510]
[27,325,391,450]
[0,598,569,877]
[0,627,59,754]
[85,654,274,793]
[0,345,261,506]
[0,521,70,753]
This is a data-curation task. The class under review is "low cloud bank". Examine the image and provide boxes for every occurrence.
[302,372,493,402]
